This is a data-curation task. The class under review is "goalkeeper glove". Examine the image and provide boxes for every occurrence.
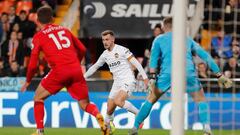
[147,73,156,93]
[217,74,233,88]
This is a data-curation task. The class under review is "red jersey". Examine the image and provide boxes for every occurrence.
[26,24,86,82]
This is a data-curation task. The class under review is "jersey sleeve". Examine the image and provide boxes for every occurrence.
[84,53,105,78]
[190,38,221,74]
[122,47,133,59]
[149,38,161,69]
[95,53,106,67]
[26,37,41,82]
[70,32,86,61]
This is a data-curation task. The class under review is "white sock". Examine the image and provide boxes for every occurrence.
[122,100,139,115]
[105,114,114,124]
[204,124,211,132]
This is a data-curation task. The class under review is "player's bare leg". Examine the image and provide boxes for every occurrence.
[147,86,162,103]
[106,99,117,134]
[106,99,116,123]
[190,88,213,135]
[114,90,139,114]
[32,84,51,135]
[113,90,145,134]
[79,98,109,135]
[129,87,162,135]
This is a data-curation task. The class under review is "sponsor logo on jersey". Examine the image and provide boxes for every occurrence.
[114,53,119,58]
[109,61,121,68]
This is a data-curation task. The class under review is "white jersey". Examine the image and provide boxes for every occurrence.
[96,44,135,81]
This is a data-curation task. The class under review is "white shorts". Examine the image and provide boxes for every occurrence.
[108,80,136,99]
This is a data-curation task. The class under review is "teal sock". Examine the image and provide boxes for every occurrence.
[198,101,210,124]
[134,100,153,129]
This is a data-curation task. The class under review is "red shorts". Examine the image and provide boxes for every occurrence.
[41,65,89,100]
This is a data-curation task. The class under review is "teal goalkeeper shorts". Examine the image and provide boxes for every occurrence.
[155,73,202,93]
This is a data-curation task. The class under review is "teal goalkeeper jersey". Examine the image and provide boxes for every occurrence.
[149,32,220,76]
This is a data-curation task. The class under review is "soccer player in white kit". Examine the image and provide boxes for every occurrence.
[84,30,149,134]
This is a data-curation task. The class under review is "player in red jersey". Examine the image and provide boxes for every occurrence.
[21,6,108,135]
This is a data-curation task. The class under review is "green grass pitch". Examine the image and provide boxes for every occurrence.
[0,127,240,135]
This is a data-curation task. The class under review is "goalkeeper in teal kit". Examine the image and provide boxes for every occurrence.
[128,17,232,135]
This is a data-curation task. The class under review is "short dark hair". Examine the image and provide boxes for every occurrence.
[19,10,27,15]
[154,23,162,29]
[37,6,53,24]
[101,30,115,37]
[1,12,8,16]
[216,25,223,31]
[163,17,172,28]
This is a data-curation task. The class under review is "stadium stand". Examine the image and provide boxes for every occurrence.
[0,1,15,14]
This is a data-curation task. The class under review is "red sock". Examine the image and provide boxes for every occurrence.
[85,103,99,117]
[34,101,44,129]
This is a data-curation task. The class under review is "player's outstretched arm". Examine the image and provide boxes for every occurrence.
[191,39,232,88]
[84,64,100,79]
[84,54,105,79]
[21,39,40,92]
[192,44,220,74]
[128,56,148,86]
[21,54,38,92]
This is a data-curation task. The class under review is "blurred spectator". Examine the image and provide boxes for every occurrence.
[8,6,20,27]
[16,31,25,67]
[32,0,56,12]
[223,57,240,78]
[8,31,19,64]
[17,10,36,69]
[142,23,164,76]
[229,0,239,7]
[213,55,222,66]
[197,62,209,78]
[0,57,7,77]
[147,23,164,50]
[144,23,164,74]
[18,10,36,39]
[232,39,240,59]
[0,12,10,44]
[142,49,150,71]
[211,26,233,59]
[7,60,20,77]
[12,23,20,32]
[153,23,163,37]
[17,32,23,40]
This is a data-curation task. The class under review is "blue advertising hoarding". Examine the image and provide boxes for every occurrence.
[0,77,25,91]
[0,92,239,129]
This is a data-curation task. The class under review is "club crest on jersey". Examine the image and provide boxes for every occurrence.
[114,53,119,58]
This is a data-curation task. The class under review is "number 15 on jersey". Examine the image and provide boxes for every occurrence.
[48,30,71,50]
